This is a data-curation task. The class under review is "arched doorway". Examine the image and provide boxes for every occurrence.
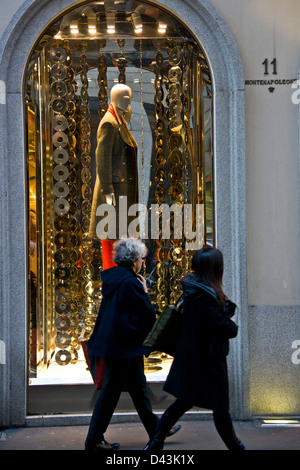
[0,0,248,425]
[25,0,214,413]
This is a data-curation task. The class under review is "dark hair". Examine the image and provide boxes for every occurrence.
[191,246,227,305]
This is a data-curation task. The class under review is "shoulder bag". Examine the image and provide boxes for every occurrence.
[143,295,184,357]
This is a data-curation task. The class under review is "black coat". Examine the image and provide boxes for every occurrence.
[87,266,156,359]
[164,274,238,411]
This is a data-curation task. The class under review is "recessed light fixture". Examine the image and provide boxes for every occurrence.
[70,20,79,34]
[260,419,300,427]
[158,22,167,34]
[88,15,97,34]
[132,11,143,34]
[106,11,116,34]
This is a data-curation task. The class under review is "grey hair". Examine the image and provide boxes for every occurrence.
[113,237,147,267]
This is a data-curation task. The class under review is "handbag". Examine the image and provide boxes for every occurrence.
[143,296,184,357]
[81,341,106,390]
[82,341,128,391]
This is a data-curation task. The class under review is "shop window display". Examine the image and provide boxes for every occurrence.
[25,0,214,386]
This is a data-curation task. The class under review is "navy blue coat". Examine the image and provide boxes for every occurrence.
[164,274,238,411]
[87,266,156,359]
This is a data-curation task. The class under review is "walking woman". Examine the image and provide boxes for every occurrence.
[85,237,179,450]
[144,246,245,451]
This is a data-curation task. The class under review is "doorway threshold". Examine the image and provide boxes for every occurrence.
[26,410,213,428]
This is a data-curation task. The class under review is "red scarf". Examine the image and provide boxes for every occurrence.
[107,103,121,125]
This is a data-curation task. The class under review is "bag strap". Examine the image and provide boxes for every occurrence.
[175,293,184,307]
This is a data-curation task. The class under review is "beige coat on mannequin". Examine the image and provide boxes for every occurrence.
[89,84,138,239]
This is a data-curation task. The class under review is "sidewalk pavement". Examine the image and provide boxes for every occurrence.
[1,418,300,451]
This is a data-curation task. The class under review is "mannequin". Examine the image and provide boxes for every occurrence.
[89,84,138,269]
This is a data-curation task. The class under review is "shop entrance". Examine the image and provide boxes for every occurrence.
[25,0,214,415]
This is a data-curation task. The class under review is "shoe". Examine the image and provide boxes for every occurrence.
[144,424,181,450]
[228,438,246,451]
[166,424,181,437]
[86,439,120,450]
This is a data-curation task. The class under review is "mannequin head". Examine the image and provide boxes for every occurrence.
[110,84,133,117]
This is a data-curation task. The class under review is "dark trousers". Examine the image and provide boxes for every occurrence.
[153,398,239,450]
[85,356,158,447]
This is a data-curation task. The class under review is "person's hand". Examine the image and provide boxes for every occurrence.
[136,274,148,293]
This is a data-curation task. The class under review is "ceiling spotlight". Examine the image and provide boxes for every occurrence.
[158,22,167,34]
[106,11,116,34]
[88,15,97,34]
[132,11,143,34]
[70,20,79,34]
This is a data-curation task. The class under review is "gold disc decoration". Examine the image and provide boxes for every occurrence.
[98,40,108,119]
[152,40,195,311]
[181,44,193,275]
[50,46,67,63]
[153,47,168,312]
[53,165,69,182]
[55,349,71,366]
[55,315,71,332]
[79,42,98,340]
[50,42,80,365]
[167,42,185,305]
[117,39,126,84]
[50,46,70,357]
[53,147,69,165]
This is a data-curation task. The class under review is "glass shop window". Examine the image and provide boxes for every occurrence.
[25,0,214,385]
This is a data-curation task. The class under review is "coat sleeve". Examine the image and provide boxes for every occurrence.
[204,297,238,339]
[118,277,156,333]
[96,121,116,195]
